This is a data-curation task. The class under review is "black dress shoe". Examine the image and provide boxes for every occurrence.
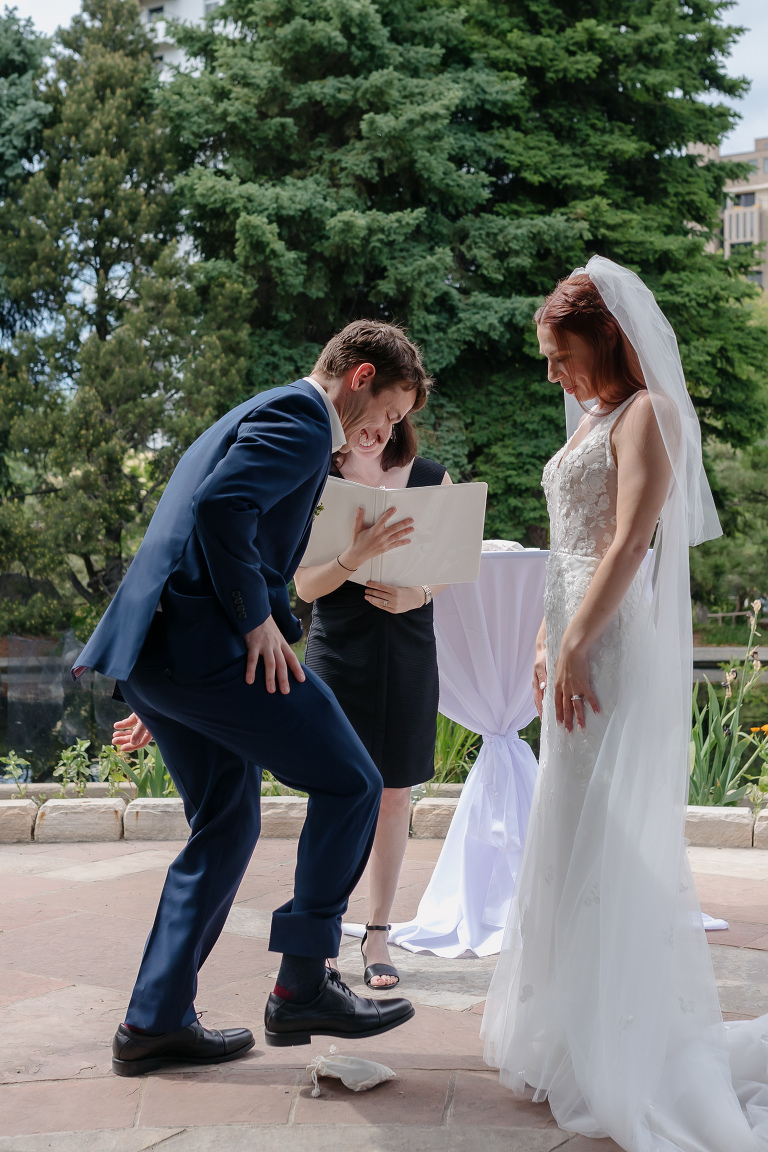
[264,967,415,1047]
[112,1020,255,1076]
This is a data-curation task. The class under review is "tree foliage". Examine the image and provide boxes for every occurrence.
[165,0,768,543]
[1,0,766,638]
[0,7,49,202]
[0,0,250,633]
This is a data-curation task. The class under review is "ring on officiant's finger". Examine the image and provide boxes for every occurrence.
[570,694,584,701]
[382,599,388,607]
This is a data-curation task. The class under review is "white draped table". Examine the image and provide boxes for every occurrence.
[344,550,549,958]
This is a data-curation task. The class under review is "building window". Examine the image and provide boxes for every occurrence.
[764,158,768,173]
[148,6,164,22]
[737,193,755,207]
[747,271,763,289]
[750,160,758,171]
[204,0,220,11]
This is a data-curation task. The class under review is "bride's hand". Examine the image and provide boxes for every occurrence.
[532,637,547,719]
[554,638,599,733]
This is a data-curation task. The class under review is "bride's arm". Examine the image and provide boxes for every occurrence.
[554,393,671,733]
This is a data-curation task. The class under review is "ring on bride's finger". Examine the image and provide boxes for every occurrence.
[570,694,584,701]
[382,599,388,607]
[539,681,546,691]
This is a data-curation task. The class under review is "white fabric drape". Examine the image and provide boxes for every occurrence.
[388,550,547,957]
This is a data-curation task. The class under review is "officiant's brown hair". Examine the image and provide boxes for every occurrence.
[535,274,647,406]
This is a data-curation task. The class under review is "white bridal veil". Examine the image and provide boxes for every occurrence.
[483,257,768,1151]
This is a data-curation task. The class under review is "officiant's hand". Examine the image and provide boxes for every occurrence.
[365,582,426,614]
[113,713,153,752]
[244,614,305,694]
[339,507,414,572]
[554,636,599,733]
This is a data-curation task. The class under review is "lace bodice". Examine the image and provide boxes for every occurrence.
[542,397,636,560]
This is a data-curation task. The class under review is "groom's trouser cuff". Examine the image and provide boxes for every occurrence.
[269,903,342,959]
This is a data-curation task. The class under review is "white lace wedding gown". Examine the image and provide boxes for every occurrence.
[482,399,768,1151]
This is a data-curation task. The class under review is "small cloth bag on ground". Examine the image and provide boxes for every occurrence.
[307,1046,396,1097]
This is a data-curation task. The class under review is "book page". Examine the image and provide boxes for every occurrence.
[299,476,377,581]
[301,475,487,587]
[362,482,487,587]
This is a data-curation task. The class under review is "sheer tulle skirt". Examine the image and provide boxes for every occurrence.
[482,550,768,1151]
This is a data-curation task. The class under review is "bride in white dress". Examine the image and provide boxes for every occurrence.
[482,257,768,1151]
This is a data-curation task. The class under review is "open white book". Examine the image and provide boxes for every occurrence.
[301,475,487,587]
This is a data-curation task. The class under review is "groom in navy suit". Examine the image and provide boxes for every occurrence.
[73,321,429,1073]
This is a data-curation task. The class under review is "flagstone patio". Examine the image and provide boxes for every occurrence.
[0,838,765,1151]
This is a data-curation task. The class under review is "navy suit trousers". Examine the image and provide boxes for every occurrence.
[119,616,382,1033]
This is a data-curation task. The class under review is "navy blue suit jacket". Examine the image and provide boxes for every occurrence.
[73,380,333,684]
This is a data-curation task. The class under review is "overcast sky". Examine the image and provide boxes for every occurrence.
[14,0,768,154]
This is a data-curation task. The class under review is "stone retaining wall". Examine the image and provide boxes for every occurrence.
[1,794,767,846]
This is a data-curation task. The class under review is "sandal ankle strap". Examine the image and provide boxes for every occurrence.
[365,923,391,932]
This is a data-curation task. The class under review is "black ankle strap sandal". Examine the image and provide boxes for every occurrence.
[361,923,400,989]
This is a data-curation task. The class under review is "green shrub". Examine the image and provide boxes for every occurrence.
[0,593,71,637]
[689,603,765,806]
[432,714,480,785]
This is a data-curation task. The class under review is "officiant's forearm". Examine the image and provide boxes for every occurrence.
[294,559,351,602]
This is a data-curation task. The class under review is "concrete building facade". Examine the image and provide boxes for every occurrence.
[138,0,218,70]
[698,137,768,289]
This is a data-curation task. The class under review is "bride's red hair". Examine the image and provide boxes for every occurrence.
[535,274,646,407]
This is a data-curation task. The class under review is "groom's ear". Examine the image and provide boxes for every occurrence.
[345,362,376,392]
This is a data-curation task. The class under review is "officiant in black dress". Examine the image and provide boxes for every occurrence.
[295,407,451,990]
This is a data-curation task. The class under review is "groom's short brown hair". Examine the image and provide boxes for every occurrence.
[314,320,432,412]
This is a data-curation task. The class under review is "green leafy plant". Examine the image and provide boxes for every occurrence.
[53,739,93,797]
[260,771,302,796]
[689,602,765,806]
[116,743,178,799]
[430,714,480,788]
[0,750,31,798]
[97,745,133,798]
[745,725,768,815]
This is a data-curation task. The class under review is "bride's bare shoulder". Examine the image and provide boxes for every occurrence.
[612,392,665,466]
[620,391,659,437]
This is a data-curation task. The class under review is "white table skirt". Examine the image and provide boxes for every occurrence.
[345,550,548,958]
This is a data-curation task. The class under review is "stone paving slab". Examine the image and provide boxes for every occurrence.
[710,945,768,1016]
[0,1127,583,1152]
[1,838,765,1150]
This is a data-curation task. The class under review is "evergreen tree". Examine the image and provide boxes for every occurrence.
[166,0,768,542]
[0,7,49,201]
[460,0,768,533]
[690,435,768,610]
[0,0,250,634]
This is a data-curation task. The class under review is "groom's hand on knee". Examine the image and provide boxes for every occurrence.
[245,616,306,694]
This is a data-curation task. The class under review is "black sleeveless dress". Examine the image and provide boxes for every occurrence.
[304,456,446,789]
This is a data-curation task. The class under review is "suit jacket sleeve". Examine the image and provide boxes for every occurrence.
[192,392,330,636]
